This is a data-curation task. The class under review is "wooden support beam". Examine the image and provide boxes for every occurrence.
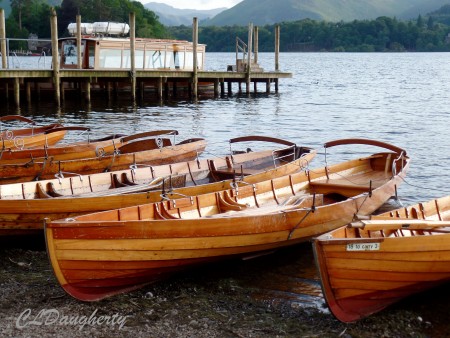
[275,25,280,72]
[26,81,31,104]
[254,26,259,65]
[76,15,82,69]
[129,12,136,103]
[214,78,219,97]
[246,22,253,95]
[14,77,20,107]
[50,8,60,106]
[35,82,40,101]
[192,17,199,100]
[139,81,144,102]
[106,82,111,101]
[113,82,118,98]
[173,80,177,97]
[60,81,65,102]
[0,9,7,69]
[85,79,91,102]
[164,77,169,99]
[220,79,225,96]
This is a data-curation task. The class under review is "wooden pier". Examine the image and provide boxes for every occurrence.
[0,10,292,106]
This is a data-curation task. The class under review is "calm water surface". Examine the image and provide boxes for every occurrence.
[3,52,450,313]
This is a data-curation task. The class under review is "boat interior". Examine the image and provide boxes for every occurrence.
[64,151,404,223]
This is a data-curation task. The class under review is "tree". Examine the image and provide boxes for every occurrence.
[427,16,435,30]
[417,14,423,27]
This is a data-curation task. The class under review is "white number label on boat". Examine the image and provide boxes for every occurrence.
[346,243,380,251]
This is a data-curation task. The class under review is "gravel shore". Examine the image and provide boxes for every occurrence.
[0,236,448,338]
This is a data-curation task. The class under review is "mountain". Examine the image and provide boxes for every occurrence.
[144,2,226,26]
[204,0,450,26]
[426,4,450,25]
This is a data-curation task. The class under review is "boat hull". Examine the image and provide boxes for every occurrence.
[45,145,409,301]
[0,137,207,183]
[313,196,450,322]
[0,142,315,233]
[1,123,66,149]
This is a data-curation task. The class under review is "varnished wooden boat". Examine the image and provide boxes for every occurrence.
[0,128,178,163]
[0,133,207,183]
[0,115,65,148]
[313,195,450,323]
[0,136,314,234]
[45,138,409,301]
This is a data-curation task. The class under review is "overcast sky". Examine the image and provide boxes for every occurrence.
[143,0,244,10]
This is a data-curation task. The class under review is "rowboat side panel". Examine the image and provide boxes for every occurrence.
[314,232,450,322]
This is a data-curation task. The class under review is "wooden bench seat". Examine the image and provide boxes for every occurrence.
[309,171,390,197]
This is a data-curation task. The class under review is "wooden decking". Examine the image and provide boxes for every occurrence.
[0,68,292,105]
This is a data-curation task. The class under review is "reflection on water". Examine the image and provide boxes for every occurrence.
[240,243,327,313]
[2,53,449,314]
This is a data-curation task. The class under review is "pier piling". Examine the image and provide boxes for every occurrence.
[50,8,60,106]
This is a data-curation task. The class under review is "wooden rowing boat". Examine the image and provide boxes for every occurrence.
[0,128,178,163]
[0,115,66,148]
[0,136,314,234]
[0,133,207,184]
[45,138,409,301]
[313,195,450,323]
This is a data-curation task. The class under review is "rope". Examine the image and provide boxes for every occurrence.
[287,207,314,240]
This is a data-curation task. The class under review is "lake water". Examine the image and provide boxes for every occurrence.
[3,52,450,312]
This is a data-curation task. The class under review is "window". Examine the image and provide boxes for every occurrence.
[99,49,122,68]
[62,42,87,66]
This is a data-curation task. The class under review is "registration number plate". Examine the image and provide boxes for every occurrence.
[346,243,380,251]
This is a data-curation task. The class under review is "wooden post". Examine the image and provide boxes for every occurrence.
[266,79,271,93]
[214,78,219,97]
[246,23,253,94]
[227,81,232,95]
[173,80,177,97]
[0,9,7,69]
[254,26,258,65]
[164,77,169,99]
[36,82,40,101]
[50,8,60,106]
[139,81,144,102]
[192,17,198,100]
[113,82,118,98]
[106,82,111,101]
[76,15,82,69]
[60,81,65,102]
[26,81,31,104]
[220,79,225,96]
[275,25,280,72]
[14,77,20,107]
[85,79,90,102]
[157,77,163,100]
[129,12,136,103]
